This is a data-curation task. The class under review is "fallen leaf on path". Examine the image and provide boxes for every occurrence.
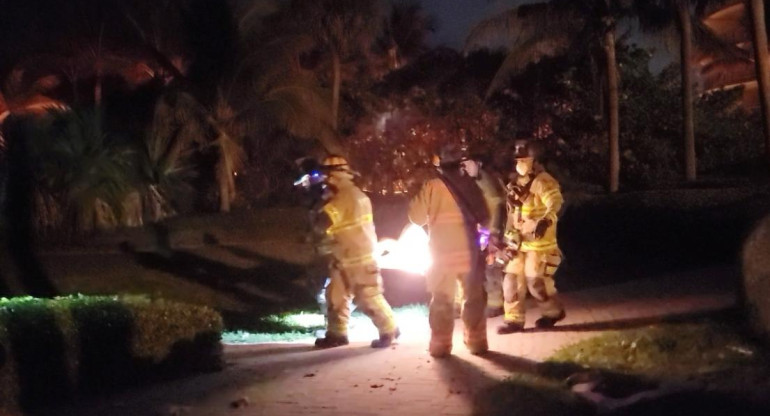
[230,397,250,408]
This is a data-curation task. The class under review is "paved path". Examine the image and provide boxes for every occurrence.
[40,267,736,416]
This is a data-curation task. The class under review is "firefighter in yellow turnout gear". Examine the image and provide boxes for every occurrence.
[314,156,400,349]
[409,144,490,358]
[498,140,566,334]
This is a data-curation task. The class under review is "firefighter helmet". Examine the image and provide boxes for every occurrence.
[438,143,469,165]
[513,139,543,160]
[322,155,352,172]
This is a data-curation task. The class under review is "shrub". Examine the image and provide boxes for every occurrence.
[743,213,770,344]
[0,295,223,412]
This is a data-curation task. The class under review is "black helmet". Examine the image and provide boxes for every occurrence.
[438,143,469,165]
[513,139,543,160]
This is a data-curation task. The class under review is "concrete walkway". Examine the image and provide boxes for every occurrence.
[40,267,736,416]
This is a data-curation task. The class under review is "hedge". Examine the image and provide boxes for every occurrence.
[0,295,223,413]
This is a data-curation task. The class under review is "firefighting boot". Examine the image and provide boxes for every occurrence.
[496,321,524,334]
[371,328,401,348]
[315,333,350,348]
[465,339,489,356]
[535,310,566,329]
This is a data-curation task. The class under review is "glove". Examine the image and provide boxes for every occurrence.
[534,218,552,239]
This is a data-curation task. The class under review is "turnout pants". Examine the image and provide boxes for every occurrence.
[503,249,564,325]
[454,263,504,310]
[428,269,487,355]
[325,262,397,337]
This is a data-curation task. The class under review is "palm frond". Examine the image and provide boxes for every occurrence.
[485,31,575,99]
[692,16,751,61]
[464,3,585,55]
[28,109,135,231]
[237,0,281,40]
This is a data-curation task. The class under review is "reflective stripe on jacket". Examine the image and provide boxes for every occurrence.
[323,180,378,268]
[408,178,473,273]
[508,171,563,252]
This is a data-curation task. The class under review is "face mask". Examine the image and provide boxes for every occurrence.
[516,160,532,176]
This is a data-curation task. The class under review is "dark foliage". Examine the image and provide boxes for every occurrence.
[5,301,70,408]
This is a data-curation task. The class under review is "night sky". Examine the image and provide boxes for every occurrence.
[420,0,534,48]
[420,0,672,71]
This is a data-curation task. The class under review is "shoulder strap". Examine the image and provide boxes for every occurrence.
[437,172,488,226]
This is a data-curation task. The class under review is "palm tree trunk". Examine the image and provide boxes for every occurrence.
[94,62,103,107]
[678,1,697,181]
[210,126,237,213]
[217,158,232,212]
[331,51,341,132]
[604,27,620,193]
[749,0,770,164]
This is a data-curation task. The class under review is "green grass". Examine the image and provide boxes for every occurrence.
[478,317,769,416]
[548,319,763,379]
[222,303,428,344]
[476,373,594,416]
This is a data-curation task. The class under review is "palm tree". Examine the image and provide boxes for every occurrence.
[634,0,749,182]
[748,0,770,164]
[118,0,246,212]
[28,109,134,233]
[378,1,436,71]
[232,0,343,156]
[466,0,628,192]
[1,116,58,297]
[287,0,385,133]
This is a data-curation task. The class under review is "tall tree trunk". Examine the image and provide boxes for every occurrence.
[217,159,232,213]
[679,1,697,181]
[331,51,341,133]
[2,118,57,297]
[206,118,237,213]
[604,27,620,193]
[94,61,103,107]
[749,0,770,164]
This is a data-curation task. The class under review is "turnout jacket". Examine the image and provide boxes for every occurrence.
[507,171,563,252]
[409,170,489,274]
[322,178,378,268]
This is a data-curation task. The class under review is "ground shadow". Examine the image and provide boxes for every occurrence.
[476,349,770,416]
[32,344,383,416]
[224,343,318,360]
[520,307,739,334]
[433,352,594,416]
[120,233,315,328]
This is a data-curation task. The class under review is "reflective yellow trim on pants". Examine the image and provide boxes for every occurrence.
[339,253,376,268]
[521,239,558,251]
[327,213,373,235]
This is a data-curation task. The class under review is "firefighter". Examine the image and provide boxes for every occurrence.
[460,149,506,318]
[498,139,566,334]
[408,143,489,357]
[313,155,400,348]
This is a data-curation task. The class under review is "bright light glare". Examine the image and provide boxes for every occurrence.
[221,305,430,345]
[286,312,325,328]
[376,224,431,275]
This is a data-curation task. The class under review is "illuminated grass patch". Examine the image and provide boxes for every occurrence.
[222,303,428,344]
[549,320,762,379]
